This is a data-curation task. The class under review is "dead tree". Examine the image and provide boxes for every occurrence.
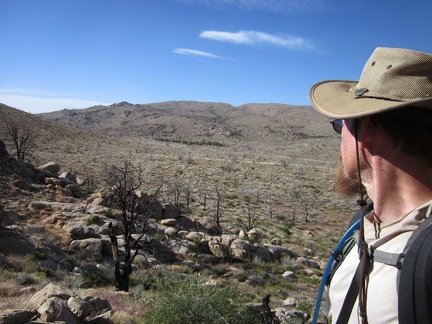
[239,187,262,231]
[243,204,258,232]
[213,184,224,235]
[105,161,162,292]
[4,120,37,161]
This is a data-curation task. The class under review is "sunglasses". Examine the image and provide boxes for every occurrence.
[330,119,343,134]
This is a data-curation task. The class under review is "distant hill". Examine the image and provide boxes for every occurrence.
[37,101,332,144]
[0,103,89,143]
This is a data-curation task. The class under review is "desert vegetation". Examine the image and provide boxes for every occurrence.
[0,102,358,323]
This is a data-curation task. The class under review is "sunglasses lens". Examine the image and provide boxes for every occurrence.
[331,119,343,134]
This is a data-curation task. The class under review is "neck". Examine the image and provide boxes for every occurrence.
[363,157,432,223]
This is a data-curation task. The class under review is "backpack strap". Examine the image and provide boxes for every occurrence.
[398,215,432,324]
[335,254,372,324]
[311,219,361,324]
[369,249,404,269]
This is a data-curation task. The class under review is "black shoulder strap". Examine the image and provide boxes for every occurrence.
[398,219,432,324]
[336,256,371,324]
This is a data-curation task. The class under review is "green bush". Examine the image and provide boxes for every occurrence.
[141,271,260,324]
[88,214,100,224]
[81,271,111,288]
[297,299,314,313]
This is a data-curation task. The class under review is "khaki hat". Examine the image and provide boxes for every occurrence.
[310,47,432,119]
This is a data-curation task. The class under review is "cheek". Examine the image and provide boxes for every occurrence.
[340,141,358,178]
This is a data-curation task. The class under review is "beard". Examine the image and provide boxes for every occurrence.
[334,153,362,197]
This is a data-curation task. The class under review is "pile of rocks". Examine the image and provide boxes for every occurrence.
[0,283,113,324]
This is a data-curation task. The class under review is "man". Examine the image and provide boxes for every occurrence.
[310,47,432,323]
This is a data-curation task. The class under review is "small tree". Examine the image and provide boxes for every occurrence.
[4,120,37,161]
[105,161,162,292]
[242,204,258,232]
[240,187,261,231]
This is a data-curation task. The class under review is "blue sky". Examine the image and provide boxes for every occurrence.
[1,0,432,114]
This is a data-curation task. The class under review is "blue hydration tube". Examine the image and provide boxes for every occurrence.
[312,219,361,324]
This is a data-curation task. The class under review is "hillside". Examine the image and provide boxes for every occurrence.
[37,101,333,144]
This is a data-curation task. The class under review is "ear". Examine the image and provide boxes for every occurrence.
[357,117,378,149]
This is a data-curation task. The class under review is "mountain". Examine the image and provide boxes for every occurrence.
[37,101,333,144]
[0,103,89,144]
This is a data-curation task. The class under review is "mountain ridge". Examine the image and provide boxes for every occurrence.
[36,100,331,143]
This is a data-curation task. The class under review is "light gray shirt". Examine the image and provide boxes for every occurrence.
[329,200,432,323]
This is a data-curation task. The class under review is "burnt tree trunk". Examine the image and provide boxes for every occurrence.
[108,222,131,292]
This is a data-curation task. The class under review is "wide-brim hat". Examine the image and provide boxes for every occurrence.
[310,47,432,119]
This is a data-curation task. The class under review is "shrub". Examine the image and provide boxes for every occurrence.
[0,280,19,297]
[88,214,100,224]
[81,271,111,288]
[141,271,260,324]
[297,299,314,313]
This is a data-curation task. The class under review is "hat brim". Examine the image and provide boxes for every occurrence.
[310,80,432,119]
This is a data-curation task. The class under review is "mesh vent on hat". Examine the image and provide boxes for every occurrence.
[350,48,432,101]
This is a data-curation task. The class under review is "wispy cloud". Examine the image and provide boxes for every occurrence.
[200,30,314,50]
[173,48,223,59]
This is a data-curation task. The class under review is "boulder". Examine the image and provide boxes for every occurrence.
[68,295,94,320]
[221,234,237,247]
[84,296,112,314]
[63,220,100,239]
[251,246,273,262]
[263,244,298,260]
[282,297,298,307]
[230,239,253,261]
[38,297,80,323]
[38,161,61,175]
[1,210,19,227]
[177,215,195,230]
[191,253,220,264]
[163,203,182,219]
[60,171,77,183]
[0,228,35,255]
[169,240,189,254]
[161,218,177,227]
[11,176,32,190]
[247,228,260,241]
[69,238,103,261]
[208,237,228,259]
[164,227,178,239]
[85,310,114,324]
[271,238,282,246]
[46,177,72,188]
[185,231,202,242]
[28,283,74,309]
[26,283,113,323]
[0,309,38,324]
[297,257,321,269]
[282,271,296,281]
[66,184,85,198]
[177,230,189,238]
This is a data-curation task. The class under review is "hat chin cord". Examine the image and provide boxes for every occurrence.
[354,119,370,324]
